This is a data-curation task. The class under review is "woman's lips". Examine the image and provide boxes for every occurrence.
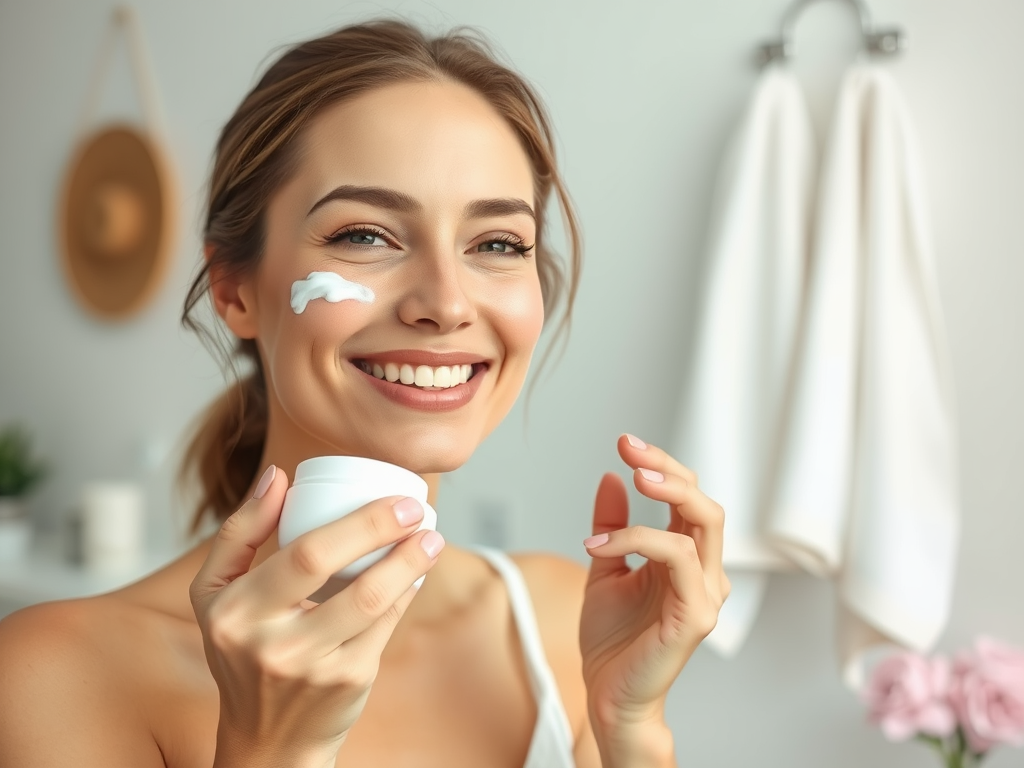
[351,360,487,412]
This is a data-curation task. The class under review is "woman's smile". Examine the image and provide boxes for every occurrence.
[349,353,490,412]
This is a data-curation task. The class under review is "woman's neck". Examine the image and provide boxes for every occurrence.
[251,413,441,509]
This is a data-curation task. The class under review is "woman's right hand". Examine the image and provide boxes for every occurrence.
[189,465,445,768]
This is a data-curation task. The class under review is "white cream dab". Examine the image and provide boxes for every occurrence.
[290,271,375,314]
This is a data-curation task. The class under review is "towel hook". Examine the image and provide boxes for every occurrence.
[757,0,906,67]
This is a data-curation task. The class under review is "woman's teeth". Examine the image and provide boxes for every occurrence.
[358,361,474,389]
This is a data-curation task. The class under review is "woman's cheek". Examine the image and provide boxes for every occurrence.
[269,265,378,353]
[266,300,372,407]
[493,276,545,351]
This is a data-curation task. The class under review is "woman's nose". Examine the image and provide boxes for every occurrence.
[395,250,478,334]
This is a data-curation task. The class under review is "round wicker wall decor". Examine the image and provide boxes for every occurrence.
[59,124,174,319]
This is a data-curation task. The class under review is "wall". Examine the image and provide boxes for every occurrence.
[1,0,1022,765]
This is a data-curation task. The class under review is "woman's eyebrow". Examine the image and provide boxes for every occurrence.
[464,197,535,222]
[307,185,418,216]
[307,185,535,221]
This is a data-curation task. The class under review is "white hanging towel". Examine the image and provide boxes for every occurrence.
[767,63,960,686]
[672,64,814,657]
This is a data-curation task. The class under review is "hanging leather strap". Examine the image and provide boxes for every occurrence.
[78,5,163,135]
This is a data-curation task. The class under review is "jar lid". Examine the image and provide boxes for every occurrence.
[292,456,427,495]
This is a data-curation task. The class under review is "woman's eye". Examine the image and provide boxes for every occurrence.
[478,241,513,253]
[477,239,529,255]
[339,231,387,247]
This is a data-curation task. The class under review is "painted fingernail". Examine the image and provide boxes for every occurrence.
[625,433,647,449]
[639,467,664,483]
[421,530,445,558]
[583,533,610,548]
[253,465,276,499]
[394,497,424,527]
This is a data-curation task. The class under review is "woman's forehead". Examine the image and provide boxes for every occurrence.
[291,80,536,210]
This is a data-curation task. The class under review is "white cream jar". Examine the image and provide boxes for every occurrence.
[279,456,438,601]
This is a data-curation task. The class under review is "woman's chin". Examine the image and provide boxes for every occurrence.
[287,416,486,475]
[385,449,471,476]
[324,441,473,476]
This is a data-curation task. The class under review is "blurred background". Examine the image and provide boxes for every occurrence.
[1,0,1022,765]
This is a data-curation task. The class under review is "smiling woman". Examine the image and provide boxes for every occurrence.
[182,25,580,526]
[0,17,729,768]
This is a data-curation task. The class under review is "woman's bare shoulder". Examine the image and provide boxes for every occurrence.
[0,595,131,680]
[0,586,190,660]
[0,596,171,765]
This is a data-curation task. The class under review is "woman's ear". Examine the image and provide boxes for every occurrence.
[206,244,259,340]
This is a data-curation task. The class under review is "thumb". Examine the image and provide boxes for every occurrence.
[585,472,629,584]
[189,465,288,616]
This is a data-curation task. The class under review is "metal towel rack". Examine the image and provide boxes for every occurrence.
[757,0,906,66]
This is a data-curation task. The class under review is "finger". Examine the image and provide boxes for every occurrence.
[300,529,445,652]
[331,581,419,666]
[632,468,725,578]
[584,525,707,612]
[585,473,630,584]
[617,434,698,486]
[246,495,428,609]
[189,465,287,617]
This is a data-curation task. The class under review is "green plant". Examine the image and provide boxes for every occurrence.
[0,425,48,498]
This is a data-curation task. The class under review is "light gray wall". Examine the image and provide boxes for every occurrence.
[1,1,1022,766]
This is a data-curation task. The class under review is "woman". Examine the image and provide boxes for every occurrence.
[0,19,728,768]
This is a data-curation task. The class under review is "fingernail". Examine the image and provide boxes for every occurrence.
[639,467,664,483]
[394,497,425,527]
[583,533,610,548]
[625,433,647,449]
[420,530,445,558]
[253,465,276,499]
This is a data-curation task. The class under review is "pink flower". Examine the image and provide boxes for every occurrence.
[949,636,1024,754]
[863,651,957,741]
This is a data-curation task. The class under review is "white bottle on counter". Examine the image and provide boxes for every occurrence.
[81,482,144,574]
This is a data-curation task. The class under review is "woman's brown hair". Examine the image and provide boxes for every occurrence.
[180,18,582,535]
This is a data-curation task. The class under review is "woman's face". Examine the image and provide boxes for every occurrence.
[229,79,544,473]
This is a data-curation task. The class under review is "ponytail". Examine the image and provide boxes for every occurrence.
[179,360,267,535]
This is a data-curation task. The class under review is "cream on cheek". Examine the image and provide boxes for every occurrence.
[290,271,375,313]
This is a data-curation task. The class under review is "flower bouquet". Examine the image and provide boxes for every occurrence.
[863,637,1024,767]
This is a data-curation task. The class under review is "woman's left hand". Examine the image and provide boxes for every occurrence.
[579,434,730,735]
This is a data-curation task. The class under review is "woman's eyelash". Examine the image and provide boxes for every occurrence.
[321,226,534,257]
[322,225,389,246]
[484,233,535,257]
